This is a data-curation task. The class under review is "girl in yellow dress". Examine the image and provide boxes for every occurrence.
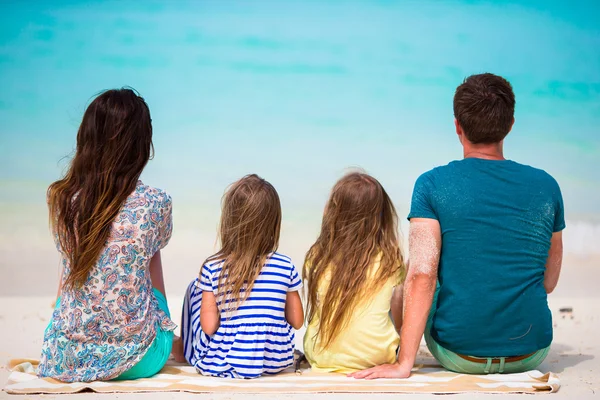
[303,172,406,373]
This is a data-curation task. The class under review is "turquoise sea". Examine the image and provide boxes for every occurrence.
[1,1,599,295]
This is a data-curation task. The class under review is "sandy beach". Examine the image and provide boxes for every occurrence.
[2,0,599,398]
[2,202,598,399]
[1,254,599,399]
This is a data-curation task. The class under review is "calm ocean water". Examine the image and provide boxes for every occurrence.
[1,1,599,294]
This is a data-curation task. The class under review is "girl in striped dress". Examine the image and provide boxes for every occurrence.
[174,174,304,378]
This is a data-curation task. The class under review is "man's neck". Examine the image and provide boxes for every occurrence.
[463,141,505,160]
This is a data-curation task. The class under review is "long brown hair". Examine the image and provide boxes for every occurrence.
[304,172,405,348]
[206,174,282,314]
[48,88,154,290]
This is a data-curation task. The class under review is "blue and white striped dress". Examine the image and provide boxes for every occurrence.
[181,252,302,378]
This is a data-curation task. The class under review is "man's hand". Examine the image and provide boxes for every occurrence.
[348,362,413,380]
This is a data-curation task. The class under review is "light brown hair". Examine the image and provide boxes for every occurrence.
[303,172,405,348]
[47,88,153,290]
[206,174,282,314]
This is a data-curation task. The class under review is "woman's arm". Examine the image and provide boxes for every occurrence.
[52,264,65,308]
[149,250,167,297]
[285,291,304,329]
[544,231,563,294]
[350,218,441,379]
[200,291,220,335]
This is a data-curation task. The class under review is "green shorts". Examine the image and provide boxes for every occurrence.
[49,288,173,380]
[425,288,549,374]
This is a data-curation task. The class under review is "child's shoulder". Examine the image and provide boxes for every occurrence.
[268,252,293,265]
[203,258,225,273]
[201,253,295,275]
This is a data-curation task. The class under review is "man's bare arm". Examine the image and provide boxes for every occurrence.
[544,231,563,294]
[396,218,441,371]
[350,218,441,379]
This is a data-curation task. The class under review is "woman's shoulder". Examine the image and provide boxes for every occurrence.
[134,181,172,208]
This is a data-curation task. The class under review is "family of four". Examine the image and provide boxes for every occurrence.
[38,73,564,382]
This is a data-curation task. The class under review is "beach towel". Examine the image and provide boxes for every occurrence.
[3,358,560,394]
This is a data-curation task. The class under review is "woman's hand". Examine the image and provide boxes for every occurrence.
[348,362,413,380]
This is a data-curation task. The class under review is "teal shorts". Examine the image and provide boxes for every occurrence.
[425,288,549,374]
[49,288,173,381]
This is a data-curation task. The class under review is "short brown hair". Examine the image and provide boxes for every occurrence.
[453,73,515,144]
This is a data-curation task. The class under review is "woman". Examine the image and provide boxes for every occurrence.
[39,88,176,382]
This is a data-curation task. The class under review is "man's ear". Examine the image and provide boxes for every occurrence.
[454,118,464,144]
[508,117,515,133]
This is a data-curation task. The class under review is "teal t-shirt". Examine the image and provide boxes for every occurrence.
[408,158,565,357]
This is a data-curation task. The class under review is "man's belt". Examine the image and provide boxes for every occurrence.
[457,352,536,364]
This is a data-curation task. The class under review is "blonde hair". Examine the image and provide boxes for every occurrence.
[205,174,282,314]
[303,172,405,348]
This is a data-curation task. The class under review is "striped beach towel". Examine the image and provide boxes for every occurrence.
[3,358,560,394]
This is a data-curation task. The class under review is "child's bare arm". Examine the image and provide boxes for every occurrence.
[285,291,304,329]
[200,291,220,335]
[391,284,404,335]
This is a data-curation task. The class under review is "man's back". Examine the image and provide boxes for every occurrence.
[409,158,565,357]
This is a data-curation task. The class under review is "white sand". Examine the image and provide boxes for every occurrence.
[1,294,599,399]
[1,229,599,399]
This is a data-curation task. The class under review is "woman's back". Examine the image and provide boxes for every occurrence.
[39,181,174,381]
[304,256,400,373]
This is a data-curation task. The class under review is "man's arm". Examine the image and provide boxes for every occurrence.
[544,231,563,294]
[350,218,441,379]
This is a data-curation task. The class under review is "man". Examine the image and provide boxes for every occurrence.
[351,73,564,378]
